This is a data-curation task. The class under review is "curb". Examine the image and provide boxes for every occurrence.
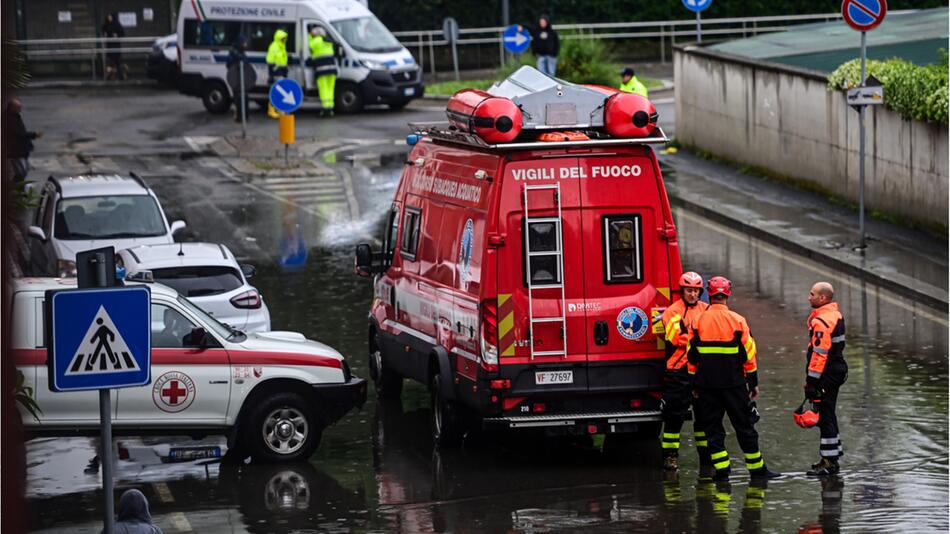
[667,190,949,312]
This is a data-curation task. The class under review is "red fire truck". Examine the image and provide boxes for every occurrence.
[355,66,682,446]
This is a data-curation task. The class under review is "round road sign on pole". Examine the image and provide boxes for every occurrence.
[502,24,531,54]
[682,0,712,13]
[269,79,303,114]
[442,17,459,44]
[841,0,887,31]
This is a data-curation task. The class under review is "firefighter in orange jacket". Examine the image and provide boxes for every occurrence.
[804,281,848,476]
[659,271,709,471]
[688,276,780,481]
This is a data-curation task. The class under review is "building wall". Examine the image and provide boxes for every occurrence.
[674,46,949,227]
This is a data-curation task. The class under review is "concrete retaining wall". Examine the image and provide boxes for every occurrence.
[674,46,948,227]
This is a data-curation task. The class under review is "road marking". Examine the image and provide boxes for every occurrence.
[167,512,192,532]
[152,481,174,503]
[678,209,949,326]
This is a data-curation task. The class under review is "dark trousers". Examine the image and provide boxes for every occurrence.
[817,384,842,460]
[695,385,764,474]
[661,369,708,463]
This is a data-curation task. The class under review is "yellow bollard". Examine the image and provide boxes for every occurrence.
[279,114,295,144]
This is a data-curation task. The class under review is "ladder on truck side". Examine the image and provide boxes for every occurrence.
[522,182,568,359]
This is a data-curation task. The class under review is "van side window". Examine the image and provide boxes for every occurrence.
[384,207,399,265]
[603,215,643,283]
[182,20,242,49]
[245,22,297,53]
[400,207,422,260]
[524,220,561,286]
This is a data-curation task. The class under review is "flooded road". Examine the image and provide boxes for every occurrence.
[26,153,948,533]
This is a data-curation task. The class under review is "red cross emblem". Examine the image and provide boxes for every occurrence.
[152,372,195,413]
[162,380,187,405]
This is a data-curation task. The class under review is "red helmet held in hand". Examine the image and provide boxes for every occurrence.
[793,400,820,428]
[707,276,732,298]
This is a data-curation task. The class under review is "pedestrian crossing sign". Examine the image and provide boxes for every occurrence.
[47,285,151,392]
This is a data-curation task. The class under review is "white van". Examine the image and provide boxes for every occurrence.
[176,0,423,114]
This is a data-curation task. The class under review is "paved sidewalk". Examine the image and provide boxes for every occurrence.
[660,150,948,310]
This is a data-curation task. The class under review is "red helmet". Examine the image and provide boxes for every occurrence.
[793,400,820,429]
[679,271,704,290]
[707,276,732,298]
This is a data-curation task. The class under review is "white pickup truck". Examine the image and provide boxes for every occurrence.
[12,277,366,463]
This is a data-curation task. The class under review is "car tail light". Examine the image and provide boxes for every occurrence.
[532,403,546,413]
[630,398,643,408]
[479,299,499,371]
[230,290,262,309]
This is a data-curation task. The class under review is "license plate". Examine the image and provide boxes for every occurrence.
[535,370,573,385]
[165,446,222,463]
[403,87,415,96]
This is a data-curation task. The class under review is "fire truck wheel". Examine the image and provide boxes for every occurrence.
[246,392,323,463]
[430,373,464,448]
[370,349,403,400]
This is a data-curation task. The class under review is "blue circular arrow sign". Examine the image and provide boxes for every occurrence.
[502,24,532,54]
[269,79,303,114]
[842,0,887,31]
[682,0,712,13]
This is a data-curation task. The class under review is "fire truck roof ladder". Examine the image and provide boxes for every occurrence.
[408,121,670,151]
[523,182,568,359]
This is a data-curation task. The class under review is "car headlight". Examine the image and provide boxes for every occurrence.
[361,59,388,71]
[57,259,77,278]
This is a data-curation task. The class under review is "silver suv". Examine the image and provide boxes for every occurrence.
[27,174,186,277]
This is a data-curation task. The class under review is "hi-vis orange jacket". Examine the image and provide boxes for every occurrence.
[806,302,846,385]
[687,303,758,389]
[661,299,708,371]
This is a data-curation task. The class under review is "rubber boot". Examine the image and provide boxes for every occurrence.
[267,102,279,119]
[807,458,840,476]
[662,451,679,471]
[749,464,782,479]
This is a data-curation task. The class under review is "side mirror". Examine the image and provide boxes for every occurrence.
[354,243,374,278]
[28,226,46,241]
[169,220,186,235]
[240,263,256,279]
[183,327,211,349]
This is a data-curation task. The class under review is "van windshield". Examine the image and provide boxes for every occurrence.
[331,16,402,53]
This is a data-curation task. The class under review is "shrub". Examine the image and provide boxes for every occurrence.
[827,54,948,124]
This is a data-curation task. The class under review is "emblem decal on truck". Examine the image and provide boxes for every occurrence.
[617,306,649,341]
[459,218,474,285]
[152,371,196,413]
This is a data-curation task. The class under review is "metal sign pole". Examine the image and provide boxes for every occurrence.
[91,251,114,534]
[239,60,247,139]
[451,38,460,81]
[858,30,867,249]
[696,12,702,43]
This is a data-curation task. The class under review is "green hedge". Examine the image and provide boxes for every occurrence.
[827,55,948,124]
[496,35,616,87]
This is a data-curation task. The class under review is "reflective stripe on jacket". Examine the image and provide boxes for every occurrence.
[661,299,708,371]
[806,302,845,382]
[687,303,758,388]
[266,30,289,67]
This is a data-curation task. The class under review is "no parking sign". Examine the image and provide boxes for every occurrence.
[841,0,887,31]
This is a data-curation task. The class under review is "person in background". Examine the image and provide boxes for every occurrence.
[111,489,162,534]
[619,67,649,98]
[266,29,290,118]
[307,25,339,117]
[226,35,252,123]
[519,15,560,77]
[101,12,127,81]
[2,99,41,182]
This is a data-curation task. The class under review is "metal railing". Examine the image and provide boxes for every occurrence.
[391,11,913,77]
[14,36,161,80]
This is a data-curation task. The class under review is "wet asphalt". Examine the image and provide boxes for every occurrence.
[18,86,949,533]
